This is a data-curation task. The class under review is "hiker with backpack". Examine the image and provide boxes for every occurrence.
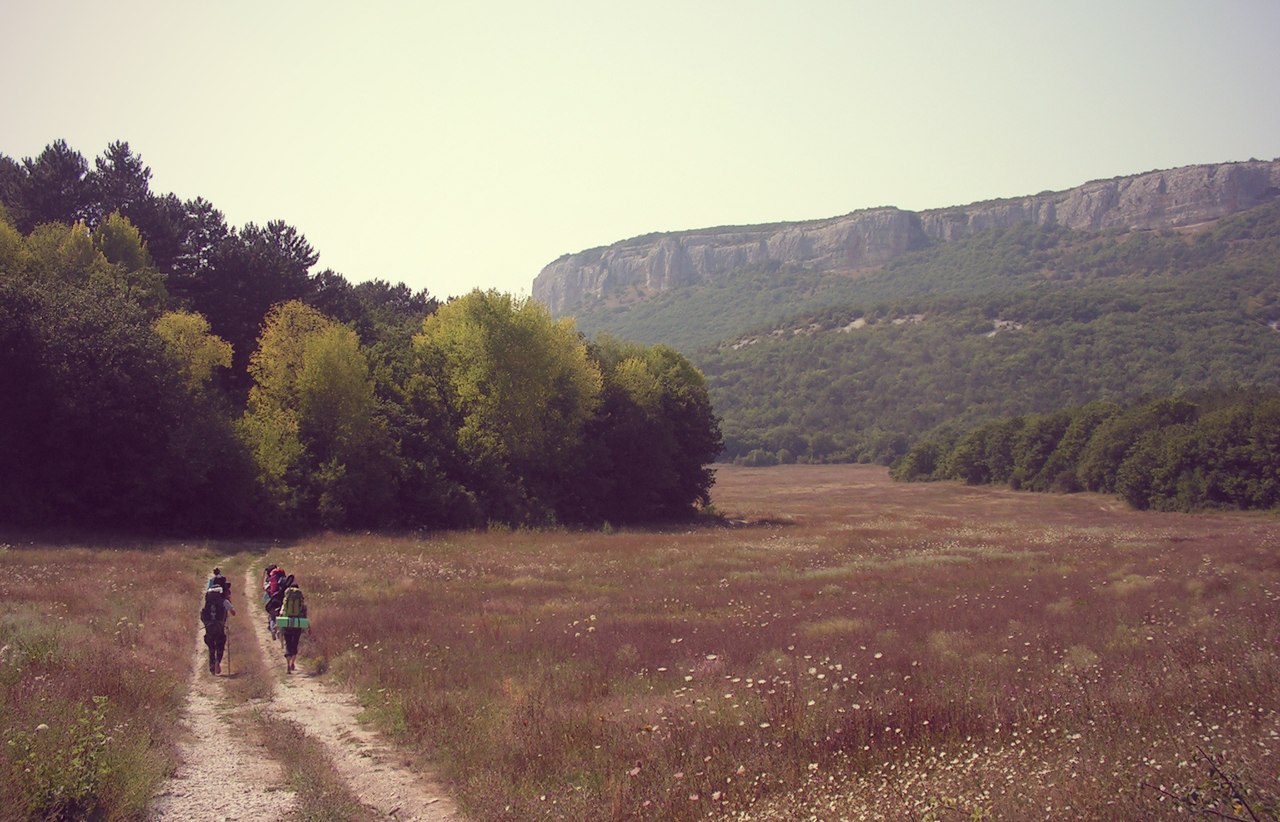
[264,570,293,643]
[208,566,232,604]
[262,564,281,639]
[200,585,235,675]
[277,582,310,674]
[264,564,286,598]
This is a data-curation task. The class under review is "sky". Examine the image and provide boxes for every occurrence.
[3,0,1279,300]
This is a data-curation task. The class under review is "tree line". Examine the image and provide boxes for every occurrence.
[0,140,722,533]
[892,389,1280,511]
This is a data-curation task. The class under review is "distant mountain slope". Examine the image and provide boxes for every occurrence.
[697,201,1280,463]
[534,158,1280,343]
[535,161,1280,466]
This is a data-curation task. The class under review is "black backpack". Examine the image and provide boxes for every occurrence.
[210,574,231,598]
[201,588,223,626]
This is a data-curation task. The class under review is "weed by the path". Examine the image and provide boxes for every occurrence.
[0,541,211,819]
[1142,745,1279,821]
[256,713,377,822]
[5,695,111,819]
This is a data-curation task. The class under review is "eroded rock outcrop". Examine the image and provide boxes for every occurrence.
[533,159,1280,314]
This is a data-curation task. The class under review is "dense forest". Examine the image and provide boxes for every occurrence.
[0,140,722,533]
[893,390,1280,512]
[671,205,1280,465]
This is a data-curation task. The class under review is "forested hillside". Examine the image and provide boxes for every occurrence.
[894,389,1280,513]
[0,140,722,532]
[629,202,1280,465]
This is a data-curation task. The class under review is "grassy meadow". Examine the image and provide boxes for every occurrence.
[0,466,1275,820]
[267,465,1280,820]
[0,538,221,820]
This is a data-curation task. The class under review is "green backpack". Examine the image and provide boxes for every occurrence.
[282,587,305,618]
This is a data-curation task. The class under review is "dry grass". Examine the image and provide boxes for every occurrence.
[255,713,377,822]
[5,466,1275,820]
[0,537,219,820]
[260,465,1280,820]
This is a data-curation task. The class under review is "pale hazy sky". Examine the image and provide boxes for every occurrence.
[3,1,1278,299]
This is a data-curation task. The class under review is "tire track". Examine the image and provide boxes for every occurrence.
[248,567,461,821]
[152,624,296,820]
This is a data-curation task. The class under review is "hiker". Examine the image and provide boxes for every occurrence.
[277,582,309,674]
[208,566,232,604]
[262,564,280,638]
[200,585,235,675]
[264,571,294,642]
[265,565,287,598]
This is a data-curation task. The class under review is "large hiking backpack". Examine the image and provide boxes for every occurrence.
[281,587,305,618]
[209,574,231,599]
[200,588,223,626]
[267,569,288,597]
[265,574,294,616]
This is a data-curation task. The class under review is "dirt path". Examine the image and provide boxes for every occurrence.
[151,630,297,820]
[249,568,461,821]
[153,571,461,821]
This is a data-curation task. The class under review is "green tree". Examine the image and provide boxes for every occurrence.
[1076,398,1197,493]
[241,301,399,527]
[942,427,991,484]
[1030,401,1120,492]
[0,277,256,531]
[19,140,92,230]
[241,301,333,514]
[1115,426,1195,510]
[1186,399,1280,509]
[173,217,319,392]
[154,311,233,393]
[87,141,153,226]
[22,221,109,283]
[586,337,722,523]
[1011,410,1072,490]
[412,290,602,523]
[892,438,946,481]
[0,203,26,274]
[91,211,166,308]
[639,344,723,513]
[295,324,399,527]
[0,154,29,230]
[93,210,152,271]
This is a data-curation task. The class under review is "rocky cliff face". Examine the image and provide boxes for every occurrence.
[533,159,1280,314]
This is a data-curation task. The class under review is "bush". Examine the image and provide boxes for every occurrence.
[4,696,111,819]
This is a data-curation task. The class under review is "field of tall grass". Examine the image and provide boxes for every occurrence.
[0,537,219,820]
[271,465,1280,820]
[1,466,1275,820]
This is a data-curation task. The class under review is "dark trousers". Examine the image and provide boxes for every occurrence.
[204,622,226,666]
[282,627,303,657]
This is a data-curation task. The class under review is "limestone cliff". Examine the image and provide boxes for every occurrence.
[533,159,1280,314]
